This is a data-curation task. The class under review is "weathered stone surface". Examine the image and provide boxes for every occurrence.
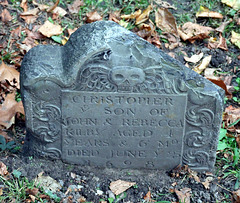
[20,21,224,171]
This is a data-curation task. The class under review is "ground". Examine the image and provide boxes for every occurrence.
[0,0,240,202]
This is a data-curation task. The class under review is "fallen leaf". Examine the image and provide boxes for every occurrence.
[0,162,8,176]
[86,11,102,23]
[1,9,12,23]
[32,0,49,11]
[154,0,177,9]
[0,130,12,142]
[109,10,121,23]
[233,189,240,203]
[231,31,240,49]
[38,20,63,38]
[196,6,223,19]
[29,195,36,202]
[68,0,84,14]
[193,55,212,74]
[52,7,67,16]
[67,28,78,36]
[20,8,39,24]
[20,8,40,16]
[144,191,155,202]
[0,0,8,6]
[0,61,20,88]
[20,0,28,12]
[136,5,152,25]
[26,188,39,196]
[217,33,228,50]
[204,68,220,80]
[34,172,62,193]
[178,22,214,43]
[221,0,240,10]
[0,92,24,128]
[121,9,141,20]
[155,8,178,36]
[109,180,136,195]
[11,26,22,39]
[201,177,213,189]
[225,106,240,125]
[175,188,191,203]
[207,78,232,96]
[216,19,233,33]
[184,52,203,63]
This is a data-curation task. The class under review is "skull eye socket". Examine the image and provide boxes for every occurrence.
[114,74,124,80]
[131,74,140,80]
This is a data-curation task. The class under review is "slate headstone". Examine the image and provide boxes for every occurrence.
[20,21,224,171]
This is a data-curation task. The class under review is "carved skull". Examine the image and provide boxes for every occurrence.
[110,67,145,91]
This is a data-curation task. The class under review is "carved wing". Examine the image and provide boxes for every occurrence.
[139,66,177,94]
[74,65,117,91]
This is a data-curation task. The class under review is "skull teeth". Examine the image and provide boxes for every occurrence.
[118,86,132,92]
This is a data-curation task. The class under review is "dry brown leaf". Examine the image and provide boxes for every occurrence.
[20,0,28,12]
[155,8,178,36]
[196,6,223,19]
[39,20,63,38]
[1,9,12,23]
[204,68,220,80]
[201,177,213,189]
[0,0,8,6]
[11,26,22,39]
[0,162,8,176]
[144,191,155,202]
[233,189,240,203]
[136,5,152,25]
[109,10,121,23]
[0,61,20,89]
[20,15,37,24]
[20,8,39,24]
[109,180,136,195]
[178,22,214,43]
[0,92,24,128]
[68,0,84,14]
[34,172,62,193]
[184,52,203,63]
[0,130,12,142]
[67,28,78,36]
[26,188,39,196]
[216,19,232,33]
[32,0,49,11]
[224,106,240,125]
[154,0,176,9]
[86,11,102,23]
[20,8,40,16]
[207,78,232,96]
[193,55,212,74]
[52,7,67,16]
[217,34,228,50]
[25,26,45,40]
[121,9,141,20]
[175,188,191,203]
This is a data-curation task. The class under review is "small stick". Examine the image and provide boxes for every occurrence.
[47,0,60,13]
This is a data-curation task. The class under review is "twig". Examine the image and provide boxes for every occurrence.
[47,0,60,13]
[216,183,232,193]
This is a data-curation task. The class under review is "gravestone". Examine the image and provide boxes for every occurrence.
[20,21,224,171]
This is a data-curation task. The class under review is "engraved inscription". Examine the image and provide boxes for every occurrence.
[61,91,187,169]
